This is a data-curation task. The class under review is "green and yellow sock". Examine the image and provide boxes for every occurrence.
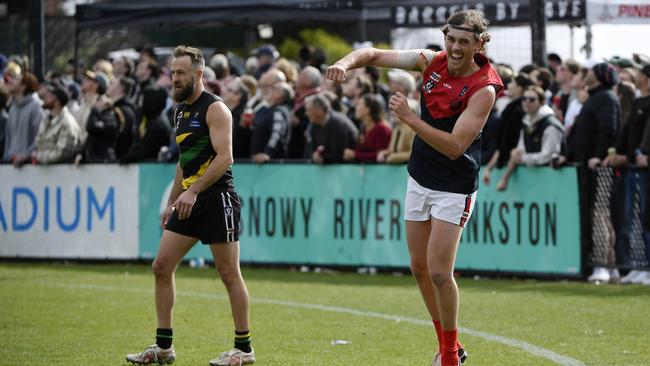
[234,330,251,353]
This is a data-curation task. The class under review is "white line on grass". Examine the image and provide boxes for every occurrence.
[45,282,585,366]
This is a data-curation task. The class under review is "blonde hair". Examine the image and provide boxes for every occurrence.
[441,10,491,54]
[173,45,205,70]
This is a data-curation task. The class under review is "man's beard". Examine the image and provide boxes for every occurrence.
[173,78,195,102]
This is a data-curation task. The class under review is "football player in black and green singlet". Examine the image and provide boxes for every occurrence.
[127,46,255,366]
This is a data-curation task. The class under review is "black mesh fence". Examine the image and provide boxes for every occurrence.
[587,166,650,270]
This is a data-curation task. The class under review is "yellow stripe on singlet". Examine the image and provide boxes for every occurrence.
[176,132,192,144]
[182,157,213,190]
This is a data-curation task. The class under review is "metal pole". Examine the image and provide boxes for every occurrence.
[360,7,368,42]
[74,28,80,83]
[569,24,574,60]
[29,0,45,80]
[530,0,547,67]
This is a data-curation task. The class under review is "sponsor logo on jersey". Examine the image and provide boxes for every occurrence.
[459,86,469,97]
[189,119,201,128]
[443,83,452,89]
[424,80,436,94]
[430,72,441,82]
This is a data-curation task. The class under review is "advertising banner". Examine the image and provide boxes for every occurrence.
[391,0,586,27]
[139,164,581,275]
[0,165,139,258]
[588,0,650,24]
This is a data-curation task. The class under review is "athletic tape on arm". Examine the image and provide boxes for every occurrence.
[396,49,435,70]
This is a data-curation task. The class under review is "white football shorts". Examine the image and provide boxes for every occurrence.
[404,175,477,227]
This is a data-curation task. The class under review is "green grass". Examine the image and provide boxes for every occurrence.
[0,263,649,366]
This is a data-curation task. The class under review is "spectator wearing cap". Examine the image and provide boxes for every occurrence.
[292,66,322,159]
[74,70,108,143]
[565,62,620,167]
[560,62,621,284]
[2,71,43,166]
[0,86,8,155]
[32,83,81,164]
[254,44,278,80]
[305,92,358,164]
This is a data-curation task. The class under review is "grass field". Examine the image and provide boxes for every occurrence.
[0,262,648,366]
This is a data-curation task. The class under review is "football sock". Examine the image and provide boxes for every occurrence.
[156,328,173,349]
[441,329,459,366]
[435,320,464,353]
[235,330,252,353]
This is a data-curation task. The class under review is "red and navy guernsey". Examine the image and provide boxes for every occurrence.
[408,51,503,194]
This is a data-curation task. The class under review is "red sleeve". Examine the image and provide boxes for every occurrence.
[354,123,392,162]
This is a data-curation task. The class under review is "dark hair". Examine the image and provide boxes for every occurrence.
[0,86,8,110]
[547,53,562,64]
[519,64,538,75]
[361,94,385,123]
[141,87,167,118]
[535,68,553,91]
[321,90,343,112]
[146,62,161,79]
[441,10,491,53]
[21,72,39,95]
[121,56,134,77]
[173,45,205,70]
[355,75,374,95]
[524,85,545,103]
[514,73,534,89]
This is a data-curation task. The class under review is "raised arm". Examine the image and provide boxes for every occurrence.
[326,48,436,83]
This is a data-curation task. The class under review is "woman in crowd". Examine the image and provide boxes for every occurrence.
[343,93,391,162]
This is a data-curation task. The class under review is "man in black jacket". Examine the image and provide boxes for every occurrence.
[563,62,620,283]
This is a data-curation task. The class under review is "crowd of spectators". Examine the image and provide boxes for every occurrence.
[1,44,650,282]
